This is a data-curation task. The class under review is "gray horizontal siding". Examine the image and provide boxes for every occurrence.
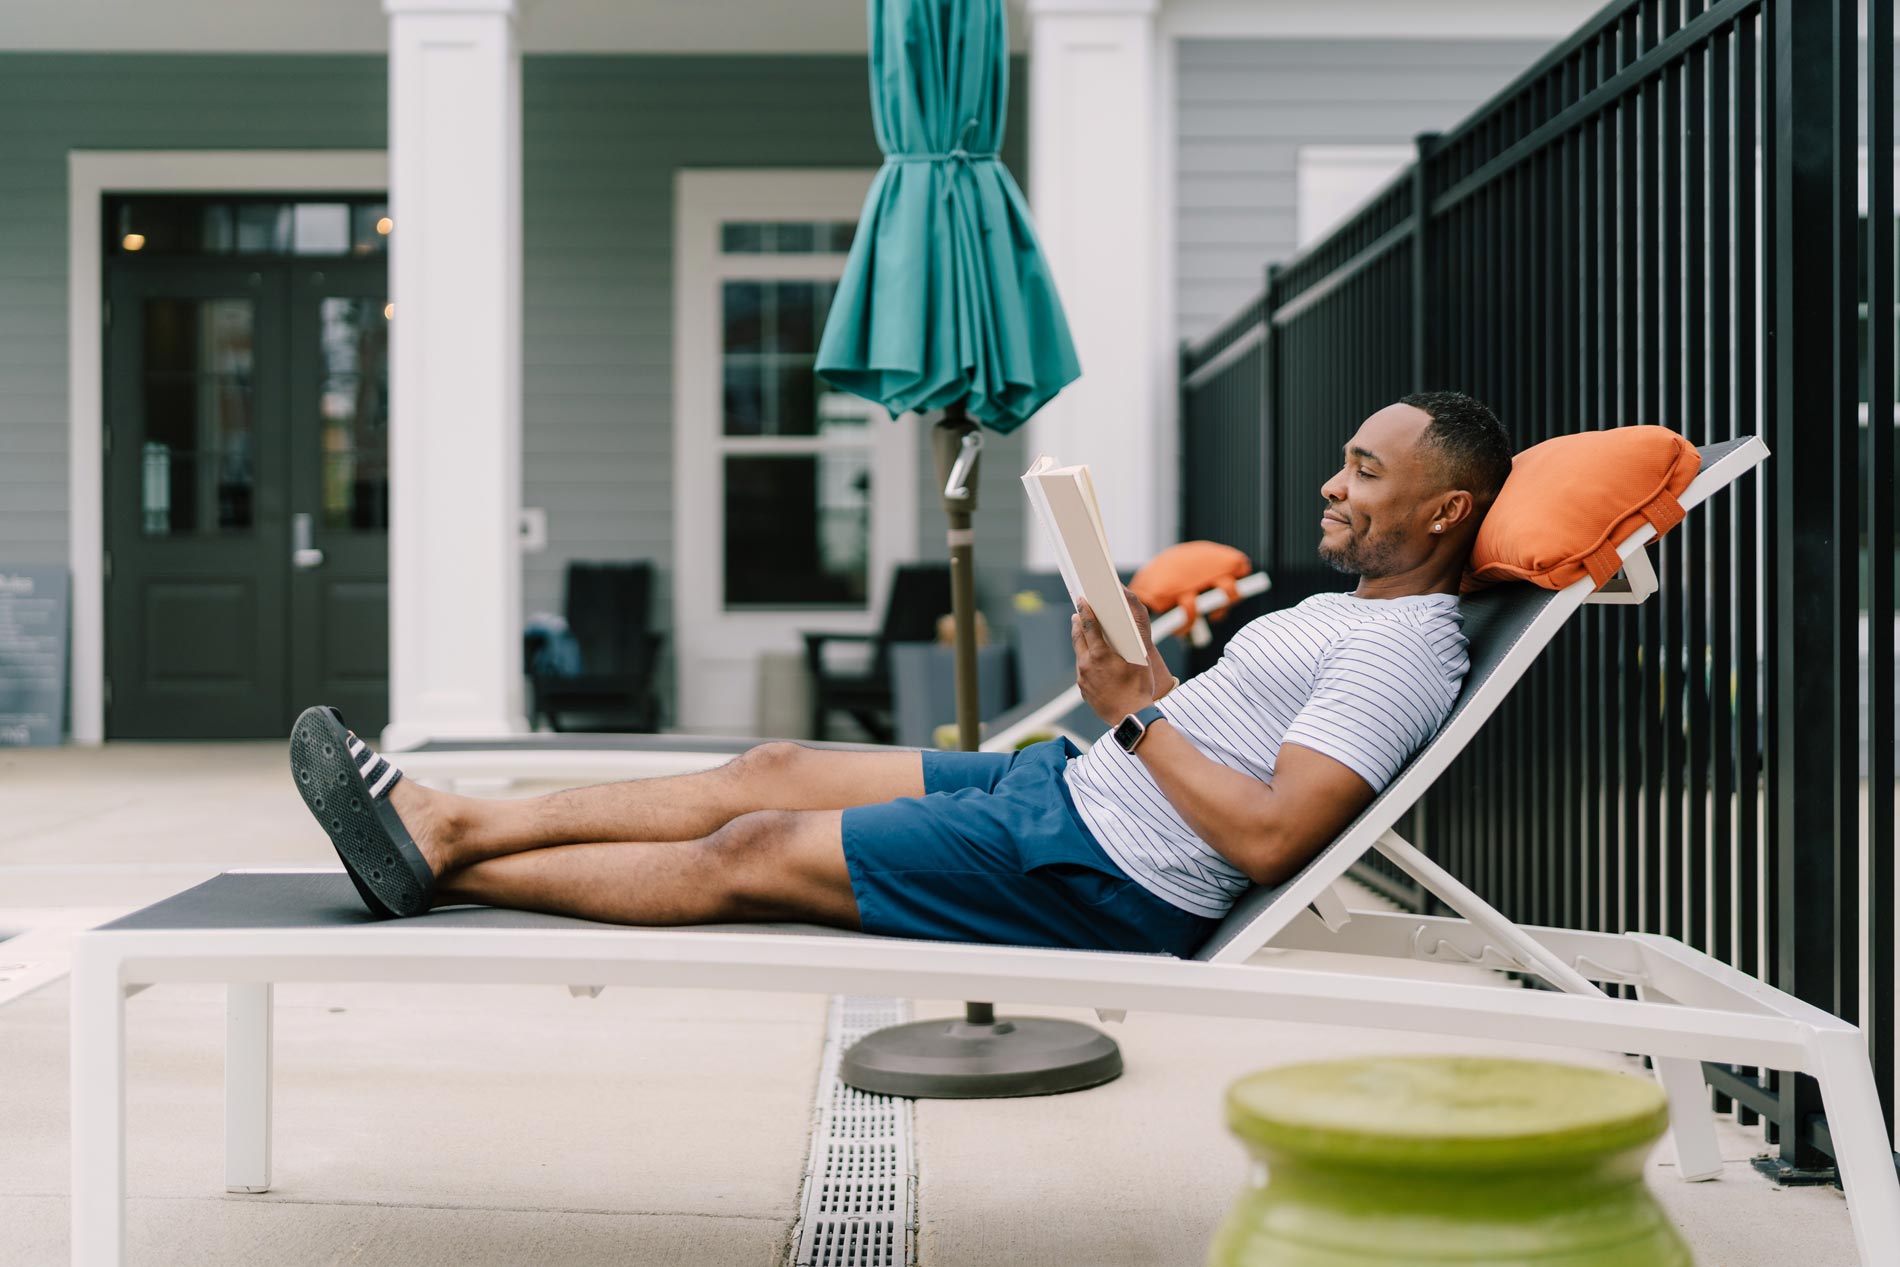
[1176,38,1549,343]
[0,54,386,571]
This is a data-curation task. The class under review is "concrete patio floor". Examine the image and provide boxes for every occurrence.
[0,742,1864,1265]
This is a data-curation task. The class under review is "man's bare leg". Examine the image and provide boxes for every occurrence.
[391,742,923,877]
[434,809,861,930]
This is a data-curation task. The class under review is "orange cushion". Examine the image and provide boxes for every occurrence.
[1130,541,1253,625]
[1463,426,1700,593]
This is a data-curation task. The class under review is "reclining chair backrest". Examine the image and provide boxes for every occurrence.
[873,562,954,676]
[1191,435,1766,965]
[565,561,654,675]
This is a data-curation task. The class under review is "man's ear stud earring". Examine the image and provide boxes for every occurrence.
[1432,523,1444,533]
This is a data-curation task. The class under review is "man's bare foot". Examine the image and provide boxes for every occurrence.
[384,778,464,878]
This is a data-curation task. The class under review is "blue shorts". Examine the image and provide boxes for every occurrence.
[839,738,1219,957]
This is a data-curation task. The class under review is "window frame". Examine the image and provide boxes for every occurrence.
[672,169,919,733]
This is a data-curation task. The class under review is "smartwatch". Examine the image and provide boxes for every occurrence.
[1113,704,1167,754]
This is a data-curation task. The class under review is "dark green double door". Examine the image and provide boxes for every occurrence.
[106,260,390,739]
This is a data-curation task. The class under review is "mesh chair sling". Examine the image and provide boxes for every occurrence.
[67,436,1900,1265]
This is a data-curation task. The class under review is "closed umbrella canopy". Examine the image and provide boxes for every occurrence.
[816,0,1080,433]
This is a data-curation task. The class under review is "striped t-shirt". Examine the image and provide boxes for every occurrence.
[1063,591,1469,918]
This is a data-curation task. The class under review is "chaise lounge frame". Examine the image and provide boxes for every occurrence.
[67,435,1900,1265]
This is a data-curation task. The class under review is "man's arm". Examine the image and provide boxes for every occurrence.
[1127,727,1372,886]
[1073,602,1373,886]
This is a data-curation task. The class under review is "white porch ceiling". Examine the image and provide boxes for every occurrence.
[0,0,1029,54]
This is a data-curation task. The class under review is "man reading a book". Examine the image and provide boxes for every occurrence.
[290,391,1510,957]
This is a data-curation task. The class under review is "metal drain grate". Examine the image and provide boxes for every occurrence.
[790,996,916,1267]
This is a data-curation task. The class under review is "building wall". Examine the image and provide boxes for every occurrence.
[0,53,1032,721]
[0,55,388,569]
[1175,38,1551,344]
[522,56,1030,657]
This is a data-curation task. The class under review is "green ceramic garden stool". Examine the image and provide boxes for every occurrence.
[1208,1056,1693,1266]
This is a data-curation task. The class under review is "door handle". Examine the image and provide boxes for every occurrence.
[291,513,325,570]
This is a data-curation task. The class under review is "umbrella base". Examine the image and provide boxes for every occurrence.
[838,1014,1123,1099]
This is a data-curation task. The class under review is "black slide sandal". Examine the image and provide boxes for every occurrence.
[289,706,437,918]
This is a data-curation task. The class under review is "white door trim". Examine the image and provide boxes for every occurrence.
[66,150,388,744]
[671,168,918,735]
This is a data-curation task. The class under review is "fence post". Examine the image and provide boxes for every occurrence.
[1260,263,1281,576]
[1411,132,1441,391]
[1769,0,1859,1173]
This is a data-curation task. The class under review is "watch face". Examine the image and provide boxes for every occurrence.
[1114,715,1145,752]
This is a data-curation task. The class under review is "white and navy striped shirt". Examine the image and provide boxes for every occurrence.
[1064,591,1469,918]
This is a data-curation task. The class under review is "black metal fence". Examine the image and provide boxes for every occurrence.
[1180,0,1895,1175]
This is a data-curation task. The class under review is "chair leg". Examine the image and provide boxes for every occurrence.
[70,945,127,1267]
[1812,1031,1900,1264]
[1650,1055,1725,1182]
[1629,983,1723,1182]
[224,982,273,1193]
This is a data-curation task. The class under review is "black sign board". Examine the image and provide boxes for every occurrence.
[0,566,69,746]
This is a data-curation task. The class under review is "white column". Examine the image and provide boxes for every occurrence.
[382,0,527,747]
[1025,0,1167,570]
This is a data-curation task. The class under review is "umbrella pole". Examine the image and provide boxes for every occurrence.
[834,407,1121,1099]
[934,411,984,752]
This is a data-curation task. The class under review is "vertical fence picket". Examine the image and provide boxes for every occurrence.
[1865,0,1897,1144]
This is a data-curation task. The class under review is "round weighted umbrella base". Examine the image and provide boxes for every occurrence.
[839,1014,1122,1099]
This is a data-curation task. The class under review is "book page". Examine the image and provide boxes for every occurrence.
[1026,463,1147,666]
[1020,455,1084,604]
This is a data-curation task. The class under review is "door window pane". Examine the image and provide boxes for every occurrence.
[236,204,292,253]
[721,280,835,436]
[720,221,856,254]
[317,298,391,531]
[139,298,255,536]
[292,204,351,255]
[351,203,392,254]
[110,197,391,257]
[724,452,870,607]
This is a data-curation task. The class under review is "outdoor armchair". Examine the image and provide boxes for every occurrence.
[528,561,664,733]
[802,561,952,742]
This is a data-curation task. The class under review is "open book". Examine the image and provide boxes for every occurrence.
[1021,456,1149,666]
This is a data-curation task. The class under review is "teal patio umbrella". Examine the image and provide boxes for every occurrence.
[818,0,1109,1100]
[817,0,1079,434]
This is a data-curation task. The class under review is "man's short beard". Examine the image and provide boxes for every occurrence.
[1318,532,1403,578]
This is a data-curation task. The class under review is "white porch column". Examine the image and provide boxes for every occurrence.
[1025,0,1167,569]
[382,0,526,747]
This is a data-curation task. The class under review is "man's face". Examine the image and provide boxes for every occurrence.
[1315,404,1446,578]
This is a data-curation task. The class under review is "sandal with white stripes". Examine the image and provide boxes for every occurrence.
[288,705,437,918]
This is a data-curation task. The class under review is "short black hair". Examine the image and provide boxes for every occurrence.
[1399,390,1513,504]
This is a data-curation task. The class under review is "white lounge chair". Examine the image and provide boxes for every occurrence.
[67,435,1900,1265]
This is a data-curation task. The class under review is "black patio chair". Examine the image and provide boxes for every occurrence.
[802,561,952,742]
[530,561,665,733]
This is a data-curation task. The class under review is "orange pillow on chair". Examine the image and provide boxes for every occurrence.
[1129,541,1253,624]
[1463,426,1700,593]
